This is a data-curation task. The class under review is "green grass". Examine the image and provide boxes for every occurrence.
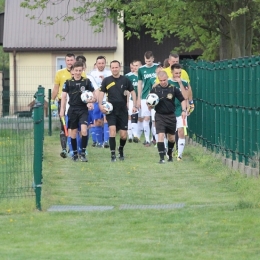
[0,131,260,259]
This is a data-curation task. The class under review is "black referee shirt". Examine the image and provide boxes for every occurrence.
[63,77,94,108]
[100,75,134,108]
[150,84,184,114]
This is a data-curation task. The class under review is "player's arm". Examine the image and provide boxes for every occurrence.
[59,91,67,118]
[178,80,189,100]
[137,80,142,108]
[174,87,187,119]
[51,84,59,100]
[130,90,138,113]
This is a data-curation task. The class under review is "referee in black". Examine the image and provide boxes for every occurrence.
[149,71,187,163]
[98,60,138,162]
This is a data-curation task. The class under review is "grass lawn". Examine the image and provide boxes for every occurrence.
[0,130,260,260]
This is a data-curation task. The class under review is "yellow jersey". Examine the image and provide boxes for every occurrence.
[155,67,190,84]
[54,68,86,99]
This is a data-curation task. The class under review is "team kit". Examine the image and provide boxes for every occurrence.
[51,52,195,164]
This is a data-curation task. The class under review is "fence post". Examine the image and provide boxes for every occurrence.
[48,89,52,136]
[33,87,44,211]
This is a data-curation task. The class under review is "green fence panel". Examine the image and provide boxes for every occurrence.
[183,55,260,168]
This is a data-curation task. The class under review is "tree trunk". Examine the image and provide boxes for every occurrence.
[219,5,232,60]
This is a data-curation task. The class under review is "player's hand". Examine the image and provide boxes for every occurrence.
[59,110,65,118]
[87,103,94,110]
[187,101,195,115]
[147,105,154,111]
[132,106,138,113]
[99,104,107,114]
[50,100,58,110]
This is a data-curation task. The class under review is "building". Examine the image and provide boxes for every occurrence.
[2,0,124,115]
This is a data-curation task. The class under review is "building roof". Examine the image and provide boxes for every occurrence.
[3,0,117,52]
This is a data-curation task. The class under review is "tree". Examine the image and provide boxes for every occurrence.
[20,0,260,61]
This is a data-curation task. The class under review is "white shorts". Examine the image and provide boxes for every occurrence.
[140,99,151,117]
[176,116,188,130]
[151,108,156,121]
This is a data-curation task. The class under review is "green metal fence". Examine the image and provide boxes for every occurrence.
[183,56,260,168]
[0,86,44,210]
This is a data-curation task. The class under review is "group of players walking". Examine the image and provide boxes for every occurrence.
[51,51,194,163]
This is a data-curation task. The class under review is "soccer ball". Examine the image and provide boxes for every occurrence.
[146,93,159,107]
[102,101,113,114]
[81,90,94,103]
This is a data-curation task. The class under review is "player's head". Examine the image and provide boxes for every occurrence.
[96,55,107,72]
[76,55,87,70]
[163,58,170,68]
[76,55,86,63]
[132,60,142,73]
[110,60,121,77]
[129,62,135,73]
[157,71,168,87]
[156,62,163,74]
[168,53,180,66]
[144,51,154,67]
[65,53,76,70]
[171,63,182,78]
[71,61,84,79]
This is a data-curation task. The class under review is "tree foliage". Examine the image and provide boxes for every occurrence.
[20,0,260,60]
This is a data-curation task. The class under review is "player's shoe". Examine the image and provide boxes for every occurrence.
[72,154,79,162]
[167,157,173,162]
[144,141,151,147]
[103,141,109,148]
[60,149,67,158]
[128,138,133,143]
[80,153,88,162]
[177,156,182,161]
[118,147,125,160]
[92,142,97,147]
[133,137,140,143]
[111,155,117,162]
[158,159,165,164]
[96,143,103,148]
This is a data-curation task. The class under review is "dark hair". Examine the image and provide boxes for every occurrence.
[163,58,170,68]
[171,63,182,71]
[144,51,154,59]
[110,60,121,67]
[76,55,86,63]
[71,61,84,70]
[96,55,106,61]
[169,53,179,59]
[65,53,75,58]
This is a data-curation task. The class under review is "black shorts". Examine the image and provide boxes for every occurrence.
[67,107,88,130]
[155,113,176,135]
[106,108,128,131]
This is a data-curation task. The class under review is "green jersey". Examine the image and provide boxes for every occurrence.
[138,64,158,99]
[168,78,188,117]
[125,72,138,99]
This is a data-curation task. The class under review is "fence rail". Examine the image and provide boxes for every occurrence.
[183,56,260,168]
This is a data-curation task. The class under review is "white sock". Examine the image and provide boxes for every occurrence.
[127,120,132,139]
[143,120,150,143]
[152,125,156,137]
[137,121,143,138]
[178,138,186,158]
[164,136,168,148]
[132,123,138,137]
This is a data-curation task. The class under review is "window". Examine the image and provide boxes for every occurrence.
[56,57,66,71]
